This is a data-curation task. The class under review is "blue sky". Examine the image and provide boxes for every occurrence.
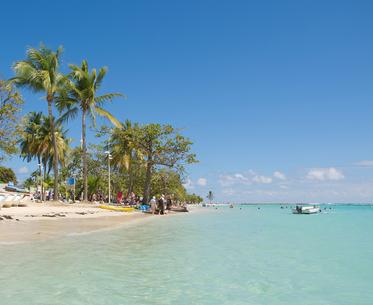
[2,0,373,202]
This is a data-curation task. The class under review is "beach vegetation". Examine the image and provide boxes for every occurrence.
[5,44,200,204]
[110,123,197,203]
[18,112,69,198]
[12,44,64,200]
[0,166,17,183]
[0,80,23,161]
[56,60,123,201]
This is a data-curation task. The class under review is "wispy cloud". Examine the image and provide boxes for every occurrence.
[306,167,344,181]
[197,178,207,186]
[218,173,252,187]
[273,171,286,180]
[252,175,272,184]
[355,160,373,167]
[219,170,280,186]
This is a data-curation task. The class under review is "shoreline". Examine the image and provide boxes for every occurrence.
[0,201,200,244]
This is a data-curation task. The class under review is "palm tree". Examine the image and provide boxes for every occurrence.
[18,112,43,164]
[110,120,142,196]
[19,112,69,199]
[12,44,64,200]
[56,60,123,201]
[207,191,214,204]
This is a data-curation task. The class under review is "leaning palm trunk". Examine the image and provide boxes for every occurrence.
[47,96,59,200]
[82,109,88,202]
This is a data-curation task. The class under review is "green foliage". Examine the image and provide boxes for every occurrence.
[0,166,17,183]
[12,44,65,200]
[126,123,197,170]
[151,169,187,201]
[56,59,123,201]
[7,44,200,202]
[110,122,198,203]
[56,60,123,127]
[12,44,64,95]
[0,80,24,161]
[186,193,204,204]
[19,112,69,173]
[23,177,35,191]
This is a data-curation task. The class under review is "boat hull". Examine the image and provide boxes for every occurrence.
[292,207,321,214]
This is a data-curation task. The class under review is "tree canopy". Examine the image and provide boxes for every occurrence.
[0,166,17,183]
[0,80,23,161]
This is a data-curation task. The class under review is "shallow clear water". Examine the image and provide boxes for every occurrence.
[1,205,373,305]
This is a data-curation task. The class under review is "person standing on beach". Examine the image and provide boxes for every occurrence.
[166,195,172,210]
[158,195,165,215]
[150,196,157,214]
[117,191,123,204]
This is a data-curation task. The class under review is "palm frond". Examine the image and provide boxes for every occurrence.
[56,107,79,125]
[95,66,107,90]
[94,106,122,127]
[95,93,124,106]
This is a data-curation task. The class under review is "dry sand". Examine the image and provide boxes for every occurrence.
[0,200,152,244]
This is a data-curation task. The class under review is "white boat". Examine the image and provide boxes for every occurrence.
[292,205,321,214]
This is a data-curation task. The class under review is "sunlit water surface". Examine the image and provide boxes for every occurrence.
[1,205,373,305]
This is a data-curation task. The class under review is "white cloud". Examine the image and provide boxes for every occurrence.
[183,178,194,189]
[197,178,207,186]
[355,160,373,167]
[218,173,251,187]
[273,171,286,180]
[233,173,249,181]
[219,171,275,186]
[18,166,29,174]
[252,175,272,184]
[306,167,344,181]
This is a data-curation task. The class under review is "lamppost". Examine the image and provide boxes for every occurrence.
[38,163,43,202]
[105,151,113,204]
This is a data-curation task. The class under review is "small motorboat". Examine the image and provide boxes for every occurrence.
[170,206,189,212]
[292,205,321,214]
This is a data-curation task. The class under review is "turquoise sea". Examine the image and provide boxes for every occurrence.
[1,205,373,305]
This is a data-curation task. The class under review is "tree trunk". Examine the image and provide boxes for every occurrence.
[82,109,88,202]
[47,97,59,201]
[143,158,152,204]
[127,159,134,196]
[43,164,46,201]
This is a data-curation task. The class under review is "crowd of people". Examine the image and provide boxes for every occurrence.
[32,189,177,215]
[149,194,173,215]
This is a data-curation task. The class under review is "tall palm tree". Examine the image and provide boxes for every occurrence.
[56,60,123,201]
[12,45,64,200]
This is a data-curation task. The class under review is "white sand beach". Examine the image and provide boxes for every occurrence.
[0,200,153,243]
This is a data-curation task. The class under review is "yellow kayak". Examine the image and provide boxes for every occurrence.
[98,205,135,212]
